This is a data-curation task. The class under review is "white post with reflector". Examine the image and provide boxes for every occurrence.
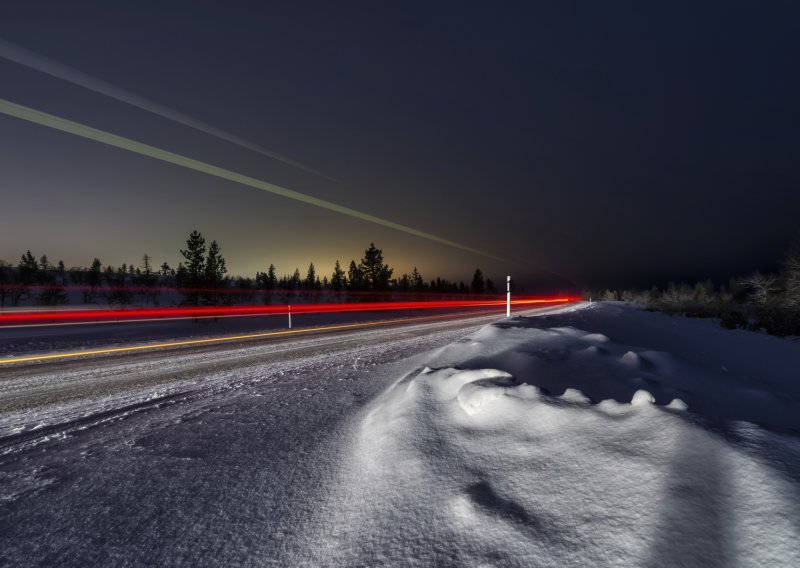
[288,305,292,329]
[506,275,511,317]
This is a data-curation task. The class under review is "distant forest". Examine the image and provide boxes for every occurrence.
[0,230,499,308]
[586,240,800,337]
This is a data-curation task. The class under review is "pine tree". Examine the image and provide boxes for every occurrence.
[359,243,393,291]
[139,254,155,288]
[267,264,277,290]
[331,260,346,291]
[175,263,187,288]
[39,282,69,306]
[411,267,424,291]
[471,268,485,293]
[85,258,102,302]
[16,251,40,304]
[305,262,317,290]
[287,268,301,291]
[203,240,227,305]
[138,254,159,306]
[179,230,206,305]
[0,260,10,307]
[18,251,38,285]
[347,260,364,291]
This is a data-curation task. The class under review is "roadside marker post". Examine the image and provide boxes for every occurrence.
[506,275,511,317]
[288,305,292,329]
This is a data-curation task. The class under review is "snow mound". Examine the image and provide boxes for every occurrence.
[620,350,642,365]
[584,332,610,343]
[631,389,655,405]
[313,302,800,566]
[667,398,689,411]
[560,388,591,403]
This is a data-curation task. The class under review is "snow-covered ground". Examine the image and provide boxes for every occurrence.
[301,302,800,566]
[1,302,798,566]
[0,309,541,566]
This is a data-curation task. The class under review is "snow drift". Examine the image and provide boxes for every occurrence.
[307,302,800,567]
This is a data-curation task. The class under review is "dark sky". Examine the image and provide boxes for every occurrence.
[1,1,799,290]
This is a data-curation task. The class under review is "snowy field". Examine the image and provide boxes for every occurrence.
[1,302,799,566]
[301,302,800,566]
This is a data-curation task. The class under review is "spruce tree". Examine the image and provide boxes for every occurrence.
[359,243,393,291]
[289,268,301,291]
[411,267,424,291]
[18,251,38,285]
[179,230,206,305]
[175,263,188,287]
[0,260,9,307]
[471,268,485,293]
[85,258,102,302]
[347,260,364,291]
[203,240,227,305]
[331,260,346,291]
[15,251,39,304]
[305,262,316,290]
[138,254,159,306]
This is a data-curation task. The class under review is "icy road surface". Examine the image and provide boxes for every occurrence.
[0,307,560,566]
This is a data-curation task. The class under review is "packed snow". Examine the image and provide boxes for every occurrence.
[302,302,800,566]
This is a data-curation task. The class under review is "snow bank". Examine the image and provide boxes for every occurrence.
[309,302,800,566]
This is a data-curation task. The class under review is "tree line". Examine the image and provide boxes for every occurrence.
[0,230,498,308]
[586,240,800,337]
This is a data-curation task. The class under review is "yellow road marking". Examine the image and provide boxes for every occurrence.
[0,308,520,366]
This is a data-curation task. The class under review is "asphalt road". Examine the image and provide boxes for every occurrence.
[0,304,502,357]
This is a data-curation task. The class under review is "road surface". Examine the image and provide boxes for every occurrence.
[0,306,557,566]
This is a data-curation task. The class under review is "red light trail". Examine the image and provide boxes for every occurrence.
[0,297,580,327]
[0,283,508,298]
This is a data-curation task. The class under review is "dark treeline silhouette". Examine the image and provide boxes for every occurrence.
[586,240,800,337]
[0,231,499,309]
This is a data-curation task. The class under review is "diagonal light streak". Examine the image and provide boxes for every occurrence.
[0,37,337,181]
[0,97,508,262]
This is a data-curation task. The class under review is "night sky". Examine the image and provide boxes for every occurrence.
[1,1,799,290]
